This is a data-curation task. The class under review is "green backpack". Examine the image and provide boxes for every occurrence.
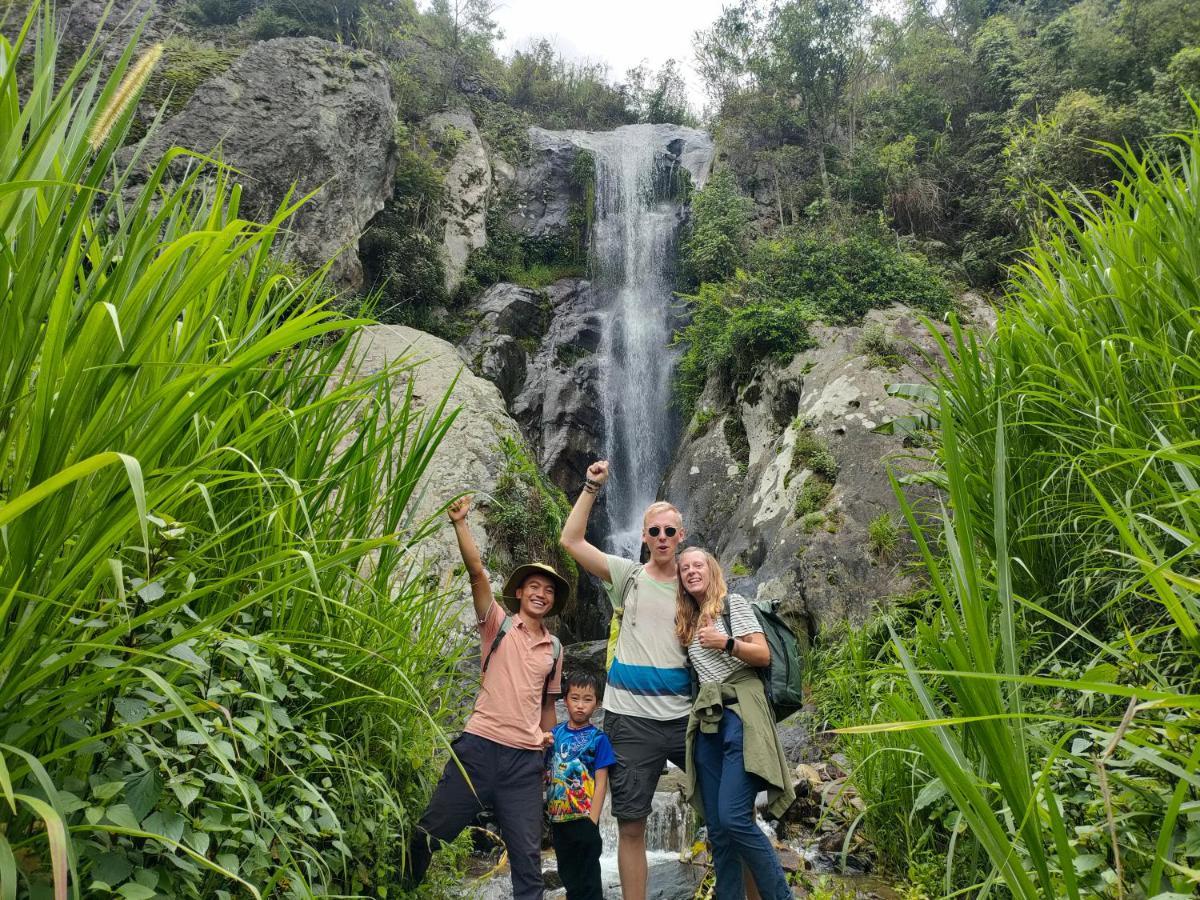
[723,596,805,722]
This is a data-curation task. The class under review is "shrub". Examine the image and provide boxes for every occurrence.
[0,12,468,895]
[794,478,833,518]
[487,436,578,591]
[856,322,906,370]
[680,168,750,287]
[748,230,953,323]
[359,122,448,331]
[674,277,818,417]
[790,426,839,483]
[867,512,900,559]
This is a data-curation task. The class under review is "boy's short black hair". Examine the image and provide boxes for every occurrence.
[563,670,604,698]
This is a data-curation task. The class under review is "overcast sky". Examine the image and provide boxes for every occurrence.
[492,0,730,114]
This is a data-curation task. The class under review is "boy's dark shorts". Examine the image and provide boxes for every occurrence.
[604,710,689,822]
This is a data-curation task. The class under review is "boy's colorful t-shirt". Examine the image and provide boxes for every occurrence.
[545,722,616,823]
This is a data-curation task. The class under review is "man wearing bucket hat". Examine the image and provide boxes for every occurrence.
[403,495,569,900]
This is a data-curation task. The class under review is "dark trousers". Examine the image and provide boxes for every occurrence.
[404,732,545,900]
[550,817,604,900]
[694,711,792,900]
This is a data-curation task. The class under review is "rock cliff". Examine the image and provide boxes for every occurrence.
[461,279,606,495]
[429,110,492,294]
[663,305,960,634]
[131,37,397,291]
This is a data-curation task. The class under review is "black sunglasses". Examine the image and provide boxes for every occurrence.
[647,526,678,538]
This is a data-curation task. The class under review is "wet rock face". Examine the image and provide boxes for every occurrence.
[505,128,584,244]
[461,278,608,639]
[131,37,397,291]
[463,278,606,496]
[664,304,961,632]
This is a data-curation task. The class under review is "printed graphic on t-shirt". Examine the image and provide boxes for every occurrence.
[545,722,616,822]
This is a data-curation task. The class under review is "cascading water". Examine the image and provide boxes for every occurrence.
[560,124,714,553]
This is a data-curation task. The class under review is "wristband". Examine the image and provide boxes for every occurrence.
[724,637,736,655]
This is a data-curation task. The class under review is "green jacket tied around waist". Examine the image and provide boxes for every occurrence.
[684,666,796,820]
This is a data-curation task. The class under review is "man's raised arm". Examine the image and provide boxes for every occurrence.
[559,460,613,583]
[448,495,494,621]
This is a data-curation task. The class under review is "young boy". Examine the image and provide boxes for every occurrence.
[546,671,616,900]
[403,496,568,900]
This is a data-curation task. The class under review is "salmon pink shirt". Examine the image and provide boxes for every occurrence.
[463,601,562,751]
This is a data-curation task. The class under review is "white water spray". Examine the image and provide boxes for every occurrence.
[555,124,713,554]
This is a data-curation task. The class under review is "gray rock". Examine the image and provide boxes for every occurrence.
[430,110,492,294]
[512,279,606,494]
[130,37,397,291]
[344,324,528,628]
[58,0,173,64]
[563,639,608,681]
[506,128,582,240]
[462,279,605,496]
[664,305,949,632]
[459,283,548,404]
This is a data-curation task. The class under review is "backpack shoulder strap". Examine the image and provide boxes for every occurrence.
[543,635,562,701]
[613,564,643,617]
[482,616,514,674]
[722,595,733,635]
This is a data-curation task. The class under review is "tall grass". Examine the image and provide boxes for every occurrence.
[838,120,1200,896]
[1,6,468,897]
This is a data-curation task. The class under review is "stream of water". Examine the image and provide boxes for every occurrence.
[555,124,713,554]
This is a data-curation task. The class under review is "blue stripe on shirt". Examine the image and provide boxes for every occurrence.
[608,659,691,697]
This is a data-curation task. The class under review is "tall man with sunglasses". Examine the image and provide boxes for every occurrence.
[560,461,690,900]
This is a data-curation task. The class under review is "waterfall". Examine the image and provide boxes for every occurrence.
[555,124,714,554]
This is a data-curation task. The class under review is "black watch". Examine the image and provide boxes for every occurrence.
[724,637,736,655]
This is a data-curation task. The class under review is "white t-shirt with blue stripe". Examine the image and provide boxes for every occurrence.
[603,554,691,720]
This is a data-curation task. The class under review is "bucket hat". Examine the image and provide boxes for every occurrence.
[502,563,570,617]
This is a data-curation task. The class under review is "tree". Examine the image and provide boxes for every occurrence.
[693,1,759,106]
[681,168,750,285]
[624,58,693,125]
[755,0,870,200]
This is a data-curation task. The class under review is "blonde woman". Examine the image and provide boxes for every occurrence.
[676,548,794,900]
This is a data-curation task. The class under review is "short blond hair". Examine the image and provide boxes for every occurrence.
[642,501,682,527]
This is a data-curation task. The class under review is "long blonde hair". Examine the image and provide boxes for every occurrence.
[675,547,728,646]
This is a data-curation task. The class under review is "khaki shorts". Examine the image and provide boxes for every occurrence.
[603,710,688,822]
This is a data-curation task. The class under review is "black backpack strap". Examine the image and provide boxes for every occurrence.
[482,615,514,674]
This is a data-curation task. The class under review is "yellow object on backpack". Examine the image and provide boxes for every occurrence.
[605,564,643,671]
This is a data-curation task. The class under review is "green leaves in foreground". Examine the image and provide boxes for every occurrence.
[840,121,1200,896]
[1,4,468,897]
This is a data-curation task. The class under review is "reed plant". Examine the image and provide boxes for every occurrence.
[838,119,1200,896]
[1,6,468,897]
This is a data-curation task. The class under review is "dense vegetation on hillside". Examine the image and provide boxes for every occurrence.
[695,0,1200,284]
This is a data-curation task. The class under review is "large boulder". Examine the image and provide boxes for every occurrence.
[132,37,397,291]
[429,110,492,294]
[511,279,606,495]
[663,305,957,633]
[347,324,528,627]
